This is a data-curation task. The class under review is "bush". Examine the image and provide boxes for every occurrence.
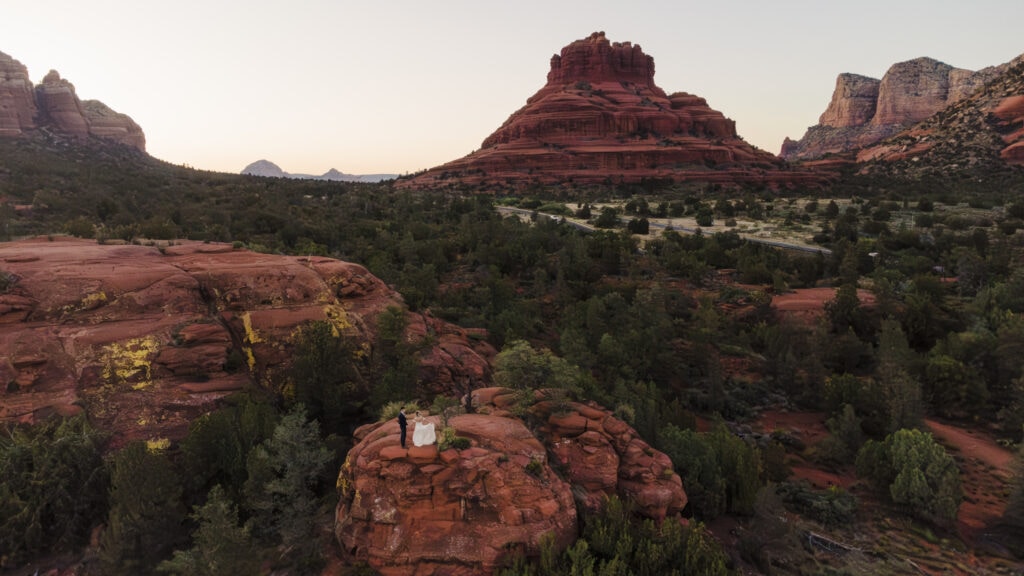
[0,416,108,568]
[856,429,962,524]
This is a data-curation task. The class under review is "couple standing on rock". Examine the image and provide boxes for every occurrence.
[398,406,436,448]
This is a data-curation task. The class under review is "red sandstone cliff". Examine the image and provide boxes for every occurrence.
[0,238,492,445]
[0,51,144,151]
[335,387,686,575]
[781,57,1005,161]
[399,32,828,190]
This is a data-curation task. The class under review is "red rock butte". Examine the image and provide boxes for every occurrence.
[399,32,829,190]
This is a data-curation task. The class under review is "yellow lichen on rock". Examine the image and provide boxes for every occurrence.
[102,335,159,389]
[323,303,352,335]
[80,291,108,310]
[240,312,263,344]
[146,437,171,451]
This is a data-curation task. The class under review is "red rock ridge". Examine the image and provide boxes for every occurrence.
[782,57,1003,161]
[0,50,145,151]
[335,386,686,575]
[0,237,492,446]
[400,32,830,190]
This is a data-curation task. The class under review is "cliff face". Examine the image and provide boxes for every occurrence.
[855,54,1024,172]
[782,57,1003,161]
[0,51,144,151]
[0,238,492,446]
[400,32,829,190]
[335,387,686,575]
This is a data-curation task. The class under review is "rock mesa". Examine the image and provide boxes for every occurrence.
[399,32,828,190]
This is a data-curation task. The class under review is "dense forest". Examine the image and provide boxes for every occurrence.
[3,135,1024,574]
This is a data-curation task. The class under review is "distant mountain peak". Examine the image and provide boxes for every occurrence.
[240,160,396,183]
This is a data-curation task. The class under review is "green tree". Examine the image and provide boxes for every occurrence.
[244,406,332,571]
[157,485,261,575]
[288,320,369,435]
[99,442,186,575]
[180,393,278,504]
[856,429,962,524]
[0,416,108,568]
[493,340,585,398]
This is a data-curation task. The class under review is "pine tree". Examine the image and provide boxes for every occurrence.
[98,441,185,575]
[157,485,261,575]
[244,406,331,570]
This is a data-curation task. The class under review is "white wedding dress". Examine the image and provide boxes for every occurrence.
[412,419,436,447]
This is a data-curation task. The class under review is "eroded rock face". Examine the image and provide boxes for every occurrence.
[335,387,687,575]
[0,238,492,446]
[0,50,145,151]
[817,74,880,128]
[0,51,38,136]
[400,32,829,190]
[782,57,1004,161]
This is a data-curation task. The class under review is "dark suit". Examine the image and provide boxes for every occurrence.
[398,410,408,447]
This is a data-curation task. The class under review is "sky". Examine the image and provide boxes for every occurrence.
[3,1,1022,176]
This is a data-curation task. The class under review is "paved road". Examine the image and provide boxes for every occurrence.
[496,206,832,256]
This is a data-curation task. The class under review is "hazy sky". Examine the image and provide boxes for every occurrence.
[3,1,1022,175]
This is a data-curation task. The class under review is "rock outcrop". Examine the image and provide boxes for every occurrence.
[335,387,686,575]
[782,57,1003,161]
[399,32,829,190]
[0,238,492,446]
[0,50,144,151]
[855,54,1024,172]
[0,51,38,136]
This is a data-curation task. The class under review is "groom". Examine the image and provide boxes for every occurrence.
[398,407,408,448]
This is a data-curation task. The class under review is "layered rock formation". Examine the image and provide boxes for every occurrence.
[335,387,686,575]
[0,238,492,445]
[856,54,1024,171]
[0,50,144,150]
[399,32,829,190]
[0,51,37,136]
[781,57,1003,160]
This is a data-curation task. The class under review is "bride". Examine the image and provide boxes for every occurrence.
[412,411,436,447]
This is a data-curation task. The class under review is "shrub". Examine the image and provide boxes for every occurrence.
[856,429,962,524]
[0,416,108,568]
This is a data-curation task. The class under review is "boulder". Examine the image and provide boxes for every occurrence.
[336,393,689,574]
[336,414,576,575]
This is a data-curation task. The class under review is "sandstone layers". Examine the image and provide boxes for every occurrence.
[400,32,828,190]
[335,387,686,575]
[781,57,1003,161]
[0,51,144,150]
[0,238,492,445]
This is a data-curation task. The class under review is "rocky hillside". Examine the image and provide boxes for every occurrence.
[853,55,1024,178]
[781,56,1007,161]
[335,387,686,575]
[399,32,829,190]
[0,238,492,446]
[0,51,145,151]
